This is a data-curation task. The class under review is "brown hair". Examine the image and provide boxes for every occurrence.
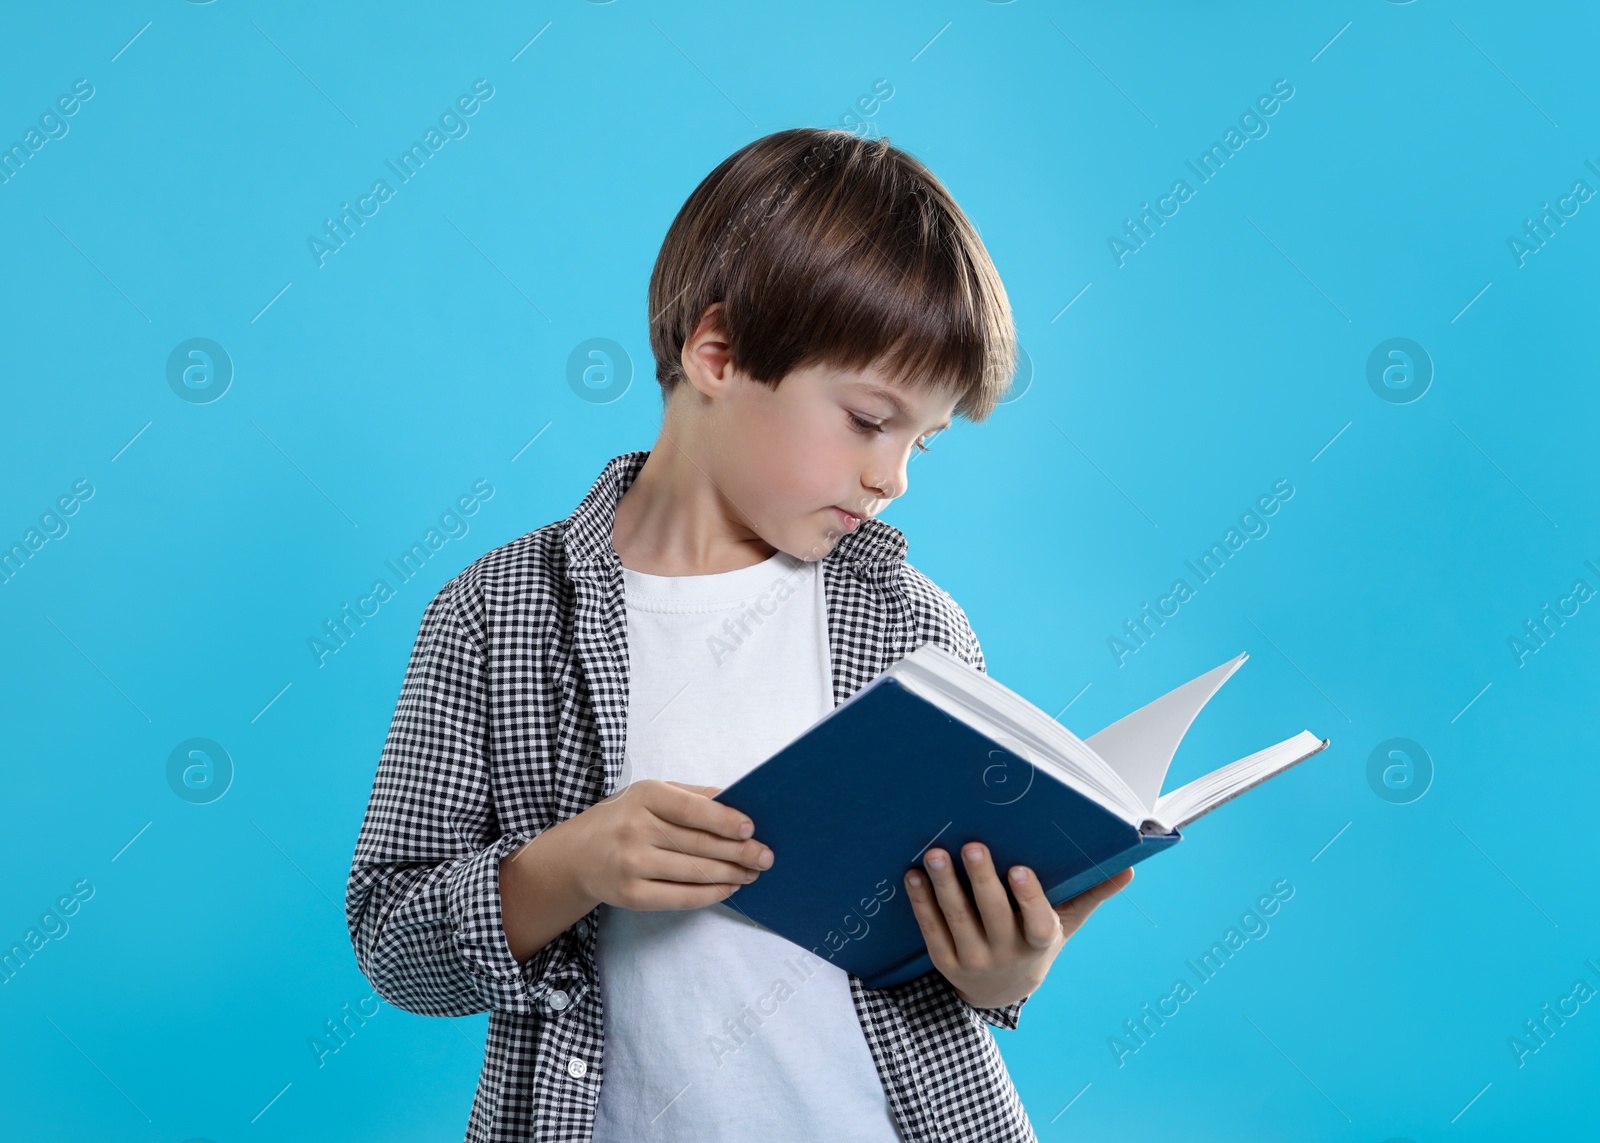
[647,128,1017,424]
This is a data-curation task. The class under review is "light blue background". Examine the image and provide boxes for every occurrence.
[2,2,1596,1140]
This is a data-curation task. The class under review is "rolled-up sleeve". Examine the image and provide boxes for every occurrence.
[345,576,557,1017]
[966,994,1029,1032]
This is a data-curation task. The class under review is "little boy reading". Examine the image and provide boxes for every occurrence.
[346,127,1131,1143]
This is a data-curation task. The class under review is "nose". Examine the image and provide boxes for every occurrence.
[864,453,909,502]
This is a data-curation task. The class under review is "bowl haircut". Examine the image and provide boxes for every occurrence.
[648,127,1018,424]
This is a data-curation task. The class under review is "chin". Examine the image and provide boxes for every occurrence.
[813,529,848,560]
[779,524,841,563]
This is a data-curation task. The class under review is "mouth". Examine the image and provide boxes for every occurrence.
[830,506,865,533]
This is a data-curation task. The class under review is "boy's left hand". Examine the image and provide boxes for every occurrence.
[904,843,1134,1010]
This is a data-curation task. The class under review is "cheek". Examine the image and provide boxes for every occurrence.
[775,441,841,502]
[734,388,859,508]
[775,428,854,507]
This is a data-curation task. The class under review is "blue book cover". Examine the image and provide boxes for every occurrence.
[713,643,1329,990]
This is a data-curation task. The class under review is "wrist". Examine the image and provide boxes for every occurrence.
[952,979,1030,1010]
[498,817,602,964]
[543,813,600,909]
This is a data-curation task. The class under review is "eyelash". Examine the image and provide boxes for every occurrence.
[848,412,934,454]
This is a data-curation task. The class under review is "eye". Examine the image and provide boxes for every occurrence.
[848,412,936,455]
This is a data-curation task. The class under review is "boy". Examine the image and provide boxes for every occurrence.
[346,127,1131,1142]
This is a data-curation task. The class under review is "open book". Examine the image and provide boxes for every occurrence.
[713,642,1330,988]
[890,642,1328,835]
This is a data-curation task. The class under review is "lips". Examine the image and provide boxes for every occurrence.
[831,506,864,532]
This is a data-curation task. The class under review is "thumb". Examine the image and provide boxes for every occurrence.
[665,781,722,798]
[1054,867,1134,935]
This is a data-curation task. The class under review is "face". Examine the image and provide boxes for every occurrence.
[699,354,959,562]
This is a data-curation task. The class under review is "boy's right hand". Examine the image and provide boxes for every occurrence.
[568,780,774,911]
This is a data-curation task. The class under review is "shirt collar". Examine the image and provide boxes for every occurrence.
[562,449,907,578]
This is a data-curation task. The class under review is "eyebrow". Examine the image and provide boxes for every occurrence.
[855,383,953,434]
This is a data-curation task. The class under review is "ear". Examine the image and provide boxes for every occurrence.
[680,301,736,400]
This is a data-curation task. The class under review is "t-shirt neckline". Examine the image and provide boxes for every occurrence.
[620,548,809,605]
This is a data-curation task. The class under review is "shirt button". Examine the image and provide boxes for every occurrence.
[548,989,570,1011]
[567,1056,588,1079]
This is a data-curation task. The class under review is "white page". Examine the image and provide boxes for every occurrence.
[1150,730,1329,830]
[887,642,1146,822]
[1084,654,1248,811]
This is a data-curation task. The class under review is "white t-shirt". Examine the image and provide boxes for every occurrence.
[592,548,904,1142]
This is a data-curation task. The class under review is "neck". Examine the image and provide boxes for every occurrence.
[612,423,776,576]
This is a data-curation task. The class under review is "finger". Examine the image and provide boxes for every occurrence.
[903,866,958,968]
[652,810,771,870]
[667,781,722,798]
[635,878,752,911]
[659,780,757,840]
[1004,866,1067,950]
[646,816,772,876]
[921,848,986,963]
[1054,867,1134,939]
[958,843,1019,945]
[649,846,763,887]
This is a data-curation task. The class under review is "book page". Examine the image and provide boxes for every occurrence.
[888,642,1146,823]
[1084,654,1248,811]
[1150,731,1329,830]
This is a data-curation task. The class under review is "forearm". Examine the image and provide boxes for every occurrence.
[499,816,602,963]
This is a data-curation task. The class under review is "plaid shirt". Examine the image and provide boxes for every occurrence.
[346,449,1037,1142]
